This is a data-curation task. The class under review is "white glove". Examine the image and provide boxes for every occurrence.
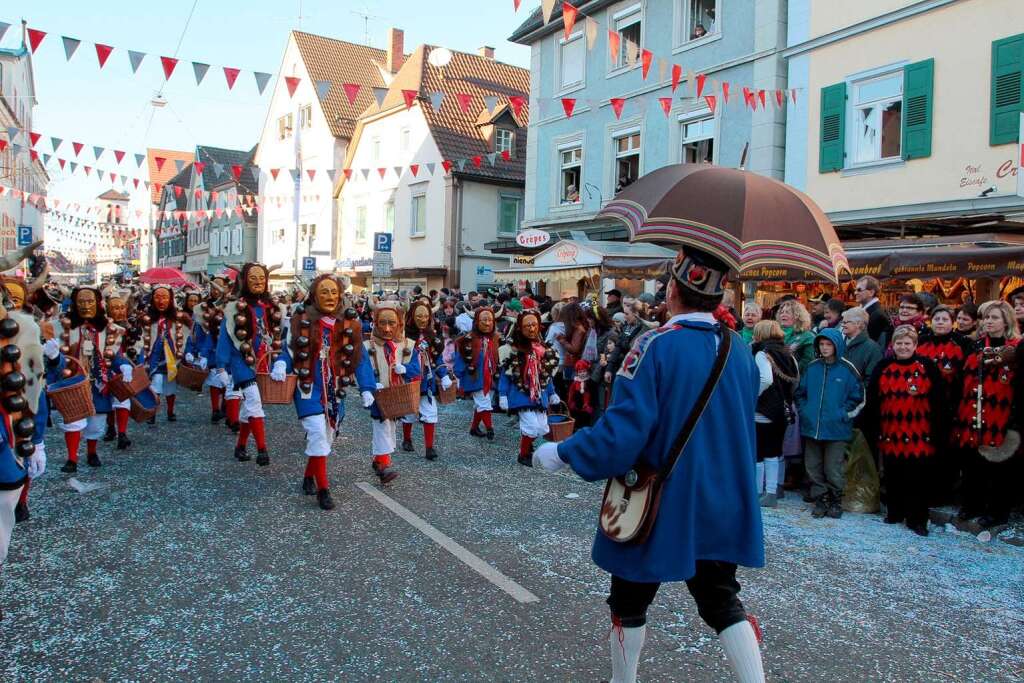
[499,396,509,411]
[43,338,61,359]
[440,375,453,390]
[375,382,384,390]
[28,443,46,479]
[534,442,568,472]
[119,364,133,383]
[393,362,407,375]
[361,390,375,408]
[185,352,195,363]
[549,394,561,406]
[219,369,231,386]
[198,356,208,370]
[270,360,287,382]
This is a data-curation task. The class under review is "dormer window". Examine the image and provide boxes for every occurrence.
[496,128,515,157]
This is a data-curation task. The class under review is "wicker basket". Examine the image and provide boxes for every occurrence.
[108,364,151,401]
[175,363,209,392]
[547,403,575,442]
[46,357,96,423]
[256,372,297,405]
[129,388,160,423]
[375,380,421,420]
[436,382,458,405]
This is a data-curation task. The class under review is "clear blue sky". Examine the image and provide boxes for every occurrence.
[11,0,531,206]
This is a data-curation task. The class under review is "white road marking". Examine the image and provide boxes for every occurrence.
[355,482,540,604]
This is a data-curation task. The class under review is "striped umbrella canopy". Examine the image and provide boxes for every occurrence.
[598,164,850,283]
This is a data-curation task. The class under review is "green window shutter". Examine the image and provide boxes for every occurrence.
[902,58,934,160]
[819,82,847,173]
[500,198,518,233]
[991,33,1024,146]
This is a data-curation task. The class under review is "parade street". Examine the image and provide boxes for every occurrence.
[2,393,1022,682]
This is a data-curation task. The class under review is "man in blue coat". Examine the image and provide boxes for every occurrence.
[535,247,765,683]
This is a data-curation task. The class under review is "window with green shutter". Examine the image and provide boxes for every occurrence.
[819,82,846,173]
[902,58,934,160]
[991,33,1024,146]
[499,195,521,235]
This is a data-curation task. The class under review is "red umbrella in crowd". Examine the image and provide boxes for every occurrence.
[139,266,193,287]
[598,164,850,283]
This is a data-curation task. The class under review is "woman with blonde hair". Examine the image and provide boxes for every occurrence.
[751,320,799,507]
[775,299,815,372]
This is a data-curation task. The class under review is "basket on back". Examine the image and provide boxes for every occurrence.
[46,357,95,423]
[256,372,296,404]
[375,379,421,420]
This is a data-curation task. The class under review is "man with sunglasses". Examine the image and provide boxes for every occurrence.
[854,276,893,347]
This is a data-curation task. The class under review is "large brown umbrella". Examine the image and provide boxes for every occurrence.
[599,164,849,283]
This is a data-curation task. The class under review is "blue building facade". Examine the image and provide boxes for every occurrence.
[508,0,788,240]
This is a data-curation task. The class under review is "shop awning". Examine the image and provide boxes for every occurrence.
[492,264,599,283]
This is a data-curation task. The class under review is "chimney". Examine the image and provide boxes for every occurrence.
[387,28,405,74]
[478,46,495,60]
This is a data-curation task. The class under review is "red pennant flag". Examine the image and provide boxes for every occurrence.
[73,142,84,157]
[608,31,620,62]
[377,168,387,179]
[307,169,317,181]
[84,166,92,176]
[641,50,653,80]
[231,165,242,181]
[402,89,418,109]
[561,98,576,118]
[194,161,205,175]
[658,97,672,117]
[671,64,682,92]
[722,82,730,103]
[342,168,352,180]
[342,83,361,105]
[409,164,419,177]
[269,168,280,180]
[95,43,113,68]
[791,89,798,105]
[442,160,453,174]
[501,150,511,161]
[508,95,526,119]
[223,67,240,90]
[0,140,6,153]
[514,0,522,9]
[174,185,184,198]
[153,182,162,194]
[455,93,473,113]
[758,89,767,108]
[193,189,203,200]
[472,155,482,167]
[234,206,244,218]
[30,150,39,162]
[29,132,41,147]
[610,98,625,119]
[696,73,707,98]
[109,172,116,183]
[285,76,301,97]
[160,56,178,80]
[114,150,125,164]
[133,178,139,189]
[775,89,784,108]
[58,158,66,170]
[562,3,579,41]
[705,95,718,114]
[27,29,46,53]
[215,208,224,218]
[155,156,166,170]
[742,87,753,109]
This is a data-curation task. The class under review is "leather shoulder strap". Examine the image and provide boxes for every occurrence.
[661,327,732,481]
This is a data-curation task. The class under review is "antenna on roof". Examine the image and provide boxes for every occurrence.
[351,6,383,46]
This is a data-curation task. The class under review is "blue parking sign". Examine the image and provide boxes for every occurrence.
[17,226,33,246]
[302,256,316,271]
[374,232,392,253]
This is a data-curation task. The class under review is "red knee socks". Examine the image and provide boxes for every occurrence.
[481,411,493,430]
[64,431,81,462]
[374,454,392,469]
[116,408,129,434]
[225,398,240,424]
[402,422,413,441]
[87,439,98,456]
[471,411,481,431]
[519,435,535,458]
[308,456,329,490]
[423,423,435,449]
[209,386,223,413]
[236,421,251,448]
[19,478,30,505]
[249,417,267,450]
[166,394,176,416]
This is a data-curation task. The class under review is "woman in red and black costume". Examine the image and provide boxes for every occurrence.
[952,300,1020,529]
[864,325,948,536]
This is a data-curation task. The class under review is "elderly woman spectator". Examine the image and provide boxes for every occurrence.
[740,302,763,344]
[776,299,816,372]
[841,307,883,383]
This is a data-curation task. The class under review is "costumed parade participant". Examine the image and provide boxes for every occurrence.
[533,247,765,683]
[400,300,452,461]
[454,307,500,440]
[498,310,560,467]
[215,263,288,466]
[289,274,360,510]
[51,287,131,471]
[567,359,595,428]
[140,285,190,423]
[355,302,420,483]
[185,278,228,423]
[101,285,134,450]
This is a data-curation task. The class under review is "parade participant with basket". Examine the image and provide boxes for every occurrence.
[49,286,131,472]
[184,278,229,422]
[400,300,453,461]
[215,263,289,467]
[101,285,135,450]
[139,286,191,424]
[453,307,501,441]
[289,274,360,510]
[355,302,421,484]
[498,310,561,467]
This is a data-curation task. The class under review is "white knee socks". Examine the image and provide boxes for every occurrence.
[776,457,787,492]
[719,620,765,682]
[764,457,780,495]
[609,623,645,683]
[755,462,765,494]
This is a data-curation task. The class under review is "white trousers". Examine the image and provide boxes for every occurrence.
[371,418,397,456]
[204,370,227,389]
[62,414,107,439]
[518,410,550,439]
[472,390,493,412]
[224,374,241,399]
[111,397,131,410]
[401,395,438,425]
[238,383,264,422]
[302,414,333,457]
[151,374,177,397]
[0,486,22,568]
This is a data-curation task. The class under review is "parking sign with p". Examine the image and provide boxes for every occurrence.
[374,232,392,253]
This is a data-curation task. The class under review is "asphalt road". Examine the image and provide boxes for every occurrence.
[2,391,1022,682]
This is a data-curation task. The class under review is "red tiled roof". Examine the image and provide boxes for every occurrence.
[292,31,389,140]
[146,148,195,204]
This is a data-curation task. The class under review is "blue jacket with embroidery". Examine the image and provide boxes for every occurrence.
[355,339,421,421]
[499,366,556,412]
[293,321,343,423]
[453,335,499,394]
[556,320,764,583]
[409,336,449,396]
[215,303,287,386]
[184,320,215,368]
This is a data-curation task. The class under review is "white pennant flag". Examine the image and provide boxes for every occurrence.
[62,36,81,61]
[429,91,444,111]
[315,80,331,100]
[134,153,145,167]
[253,72,272,95]
[425,162,435,176]
[372,88,388,107]
[360,168,370,180]
[128,50,146,74]
[483,96,498,113]
[192,62,210,85]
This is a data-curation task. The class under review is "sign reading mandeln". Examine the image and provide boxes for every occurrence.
[515,228,550,249]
